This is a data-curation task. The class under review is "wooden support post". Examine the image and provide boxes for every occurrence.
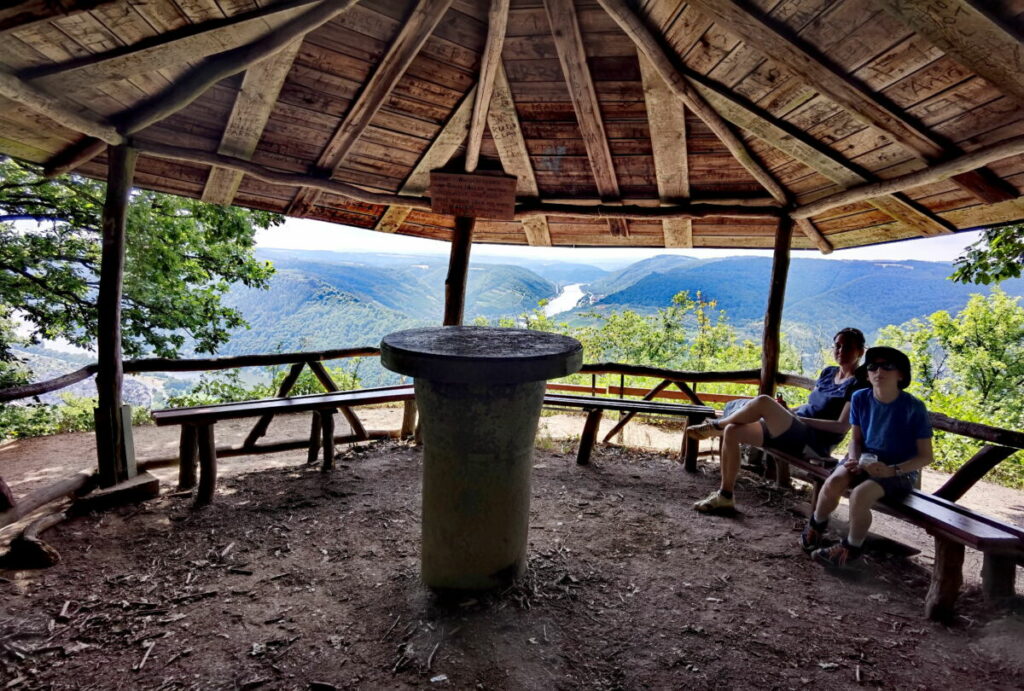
[683,419,700,472]
[401,399,417,438]
[925,537,964,622]
[307,411,322,464]
[933,445,1016,501]
[195,424,217,506]
[95,144,137,488]
[306,360,367,439]
[981,554,1016,601]
[577,408,603,465]
[602,379,671,442]
[320,409,336,471]
[761,217,793,487]
[443,217,475,326]
[177,425,198,490]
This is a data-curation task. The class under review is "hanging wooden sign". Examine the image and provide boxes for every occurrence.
[429,171,517,220]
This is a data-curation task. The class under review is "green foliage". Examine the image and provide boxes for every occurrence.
[951,224,1024,285]
[164,362,363,409]
[0,393,151,440]
[878,289,1024,488]
[0,157,281,359]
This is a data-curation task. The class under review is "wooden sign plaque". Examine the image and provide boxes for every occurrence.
[429,171,517,220]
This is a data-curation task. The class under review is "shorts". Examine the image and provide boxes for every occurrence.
[846,466,917,501]
[759,417,831,457]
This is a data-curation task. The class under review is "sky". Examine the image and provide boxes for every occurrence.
[256,217,982,269]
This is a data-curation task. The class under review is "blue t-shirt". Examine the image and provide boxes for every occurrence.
[795,366,865,448]
[849,389,932,465]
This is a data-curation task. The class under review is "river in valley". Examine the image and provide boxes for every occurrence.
[543,283,585,316]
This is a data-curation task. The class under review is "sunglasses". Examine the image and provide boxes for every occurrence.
[867,362,898,372]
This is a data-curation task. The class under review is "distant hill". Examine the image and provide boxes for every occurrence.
[580,256,1024,348]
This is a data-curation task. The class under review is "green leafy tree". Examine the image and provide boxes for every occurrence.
[951,223,1024,285]
[0,157,280,359]
[878,289,1024,487]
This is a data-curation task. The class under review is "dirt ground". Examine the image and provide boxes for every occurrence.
[1,410,1023,690]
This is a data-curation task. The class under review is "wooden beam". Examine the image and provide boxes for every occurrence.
[596,0,788,206]
[23,0,316,92]
[760,216,792,398]
[202,40,301,206]
[42,0,361,176]
[0,67,122,144]
[875,0,1024,107]
[687,80,953,237]
[685,0,1015,205]
[0,0,114,34]
[373,85,476,233]
[544,0,627,238]
[95,144,137,488]
[793,134,1024,220]
[465,0,510,173]
[443,217,474,326]
[288,0,455,216]
[639,53,692,248]
[488,65,551,246]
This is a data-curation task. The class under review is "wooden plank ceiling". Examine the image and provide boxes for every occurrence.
[1,0,1023,251]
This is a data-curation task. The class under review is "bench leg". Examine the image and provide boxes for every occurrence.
[321,409,336,472]
[683,419,699,473]
[926,537,964,622]
[577,409,603,465]
[401,399,417,439]
[982,554,1017,601]
[195,424,217,507]
[308,412,322,464]
[177,425,198,491]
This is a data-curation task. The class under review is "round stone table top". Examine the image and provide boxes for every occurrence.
[380,326,583,384]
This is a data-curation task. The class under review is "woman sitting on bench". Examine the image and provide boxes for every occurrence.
[688,327,867,514]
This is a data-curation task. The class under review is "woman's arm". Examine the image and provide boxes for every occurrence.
[844,425,864,471]
[799,401,852,435]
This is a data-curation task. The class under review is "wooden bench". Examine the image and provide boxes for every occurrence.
[542,394,715,467]
[152,384,417,504]
[764,448,1023,621]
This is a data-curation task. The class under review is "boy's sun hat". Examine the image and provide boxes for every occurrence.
[864,346,912,389]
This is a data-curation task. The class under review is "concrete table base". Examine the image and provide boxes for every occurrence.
[380,326,582,591]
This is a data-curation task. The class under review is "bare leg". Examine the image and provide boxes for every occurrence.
[720,422,764,493]
[847,481,885,546]
[814,466,854,522]
[717,395,798,437]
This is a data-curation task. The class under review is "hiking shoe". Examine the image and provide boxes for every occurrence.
[693,491,735,514]
[812,540,861,568]
[687,420,722,441]
[800,522,824,553]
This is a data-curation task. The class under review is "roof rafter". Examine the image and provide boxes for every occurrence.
[465,0,509,173]
[638,53,692,248]
[0,66,122,144]
[544,0,629,238]
[40,0,361,177]
[288,0,455,217]
[22,0,317,93]
[0,0,114,34]
[875,0,1024,107]
[202,40,302,206]
[684,0,1017,205]
[487,65,551,246]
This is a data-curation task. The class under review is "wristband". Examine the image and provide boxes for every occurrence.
[893,464,902,477]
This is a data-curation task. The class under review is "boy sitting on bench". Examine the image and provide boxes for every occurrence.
[801,346,934,567]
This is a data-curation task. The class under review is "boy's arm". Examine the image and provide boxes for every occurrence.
[799,401,852,435]
[882,437,934,477]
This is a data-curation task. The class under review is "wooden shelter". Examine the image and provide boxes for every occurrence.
[2,0,1024,483]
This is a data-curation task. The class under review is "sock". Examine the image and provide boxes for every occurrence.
[844,537,864,552]
[811,511,829,528]
[719,489,733,499]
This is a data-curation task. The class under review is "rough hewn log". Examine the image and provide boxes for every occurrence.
[793,136,1024,220]
[925,538,964,622]
[0,511,68,569]
[443,217,474,326]
[794,218,832,254]
[981,554,1017,601]
[307,360,368,440]
[929,412,1024,449]
[577,408,604,465]
[0,477,14,511]
[401,399,418,438]
[125,347,381,373]
[95,145,136,488]
[466,0,510,172]
[177,425,198,491]
[760,217,792,397]
[195,424,217,506]
[244,362,305,448]
[320,409,336,471]
[933,445,1018,501]
[601,379,672,443]
[596,0,788,205]
[307,412,322,464]
[0,470,94,530]
[579,363,761,384]
[0,68,122,144]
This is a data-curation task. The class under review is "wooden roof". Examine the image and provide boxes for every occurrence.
[2,0,1024,251]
